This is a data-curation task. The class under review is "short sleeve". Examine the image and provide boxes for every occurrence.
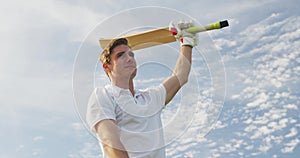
[86,88,116,133]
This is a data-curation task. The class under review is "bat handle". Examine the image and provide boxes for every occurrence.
[186,20,229,34]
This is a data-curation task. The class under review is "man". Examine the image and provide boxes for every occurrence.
[86,21,197,158]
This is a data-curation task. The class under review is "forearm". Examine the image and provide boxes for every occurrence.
[173,45,192,85]
[163,20,195,104]
[96,120,129,158]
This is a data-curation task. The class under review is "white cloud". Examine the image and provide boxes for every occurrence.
[246,92,269,108]
[33,136,44,142]
[213,120,228,130]
[258,142,272,153]
[0,0,101,40]
[0,0,105,116]
[16,145,25,152]
[285,127,298,138]
[245,145,254,150]
[212,8,299,158]
[283,104,298,110]
[76,142,101,158]
[134,77,165,85]
[281,138,300,153]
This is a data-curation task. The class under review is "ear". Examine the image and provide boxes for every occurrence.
[102,63,110,73]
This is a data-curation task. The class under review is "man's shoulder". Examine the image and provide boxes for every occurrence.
[89,85,112,100]
[88,85,116,109]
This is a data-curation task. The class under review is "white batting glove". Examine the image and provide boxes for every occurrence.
[169,20,198,47]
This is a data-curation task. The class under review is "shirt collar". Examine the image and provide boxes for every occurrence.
[106,84,135,97]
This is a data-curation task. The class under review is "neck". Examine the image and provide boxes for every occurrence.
[111,78,135,96]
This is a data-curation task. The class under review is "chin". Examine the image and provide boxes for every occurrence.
[130,69,137,79]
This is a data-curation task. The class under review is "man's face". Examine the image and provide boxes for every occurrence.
[105,44,137,80]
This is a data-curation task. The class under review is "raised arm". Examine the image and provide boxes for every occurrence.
[163,45,192,104]
[95,119,129,158]
[163,20,197,105]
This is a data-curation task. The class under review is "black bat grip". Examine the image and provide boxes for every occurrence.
[220,20,229,28]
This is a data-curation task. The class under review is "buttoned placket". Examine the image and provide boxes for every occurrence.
[108,84,161,117]
[110,85,139,103]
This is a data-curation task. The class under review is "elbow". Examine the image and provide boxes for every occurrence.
[182,78,188,85]
[175,70,190,86]
[179,76,188,86]
[174,73,189,86]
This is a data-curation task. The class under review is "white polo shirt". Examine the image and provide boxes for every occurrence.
[86,84,167,158]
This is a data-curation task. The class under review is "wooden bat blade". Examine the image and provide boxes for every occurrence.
[99,27,176,50]
[99,20,229,50]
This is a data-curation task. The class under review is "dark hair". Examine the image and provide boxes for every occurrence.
[100,38,129,64]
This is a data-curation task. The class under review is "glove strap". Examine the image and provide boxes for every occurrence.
[180,37,197,47]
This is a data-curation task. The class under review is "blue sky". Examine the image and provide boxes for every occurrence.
[0,0,299,157]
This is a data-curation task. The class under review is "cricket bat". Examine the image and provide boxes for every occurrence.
[99,20,229,50]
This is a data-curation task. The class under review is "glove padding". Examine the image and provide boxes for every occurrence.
[169,20,198,47]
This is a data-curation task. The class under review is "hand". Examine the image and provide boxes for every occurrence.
[169,20,198,47]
